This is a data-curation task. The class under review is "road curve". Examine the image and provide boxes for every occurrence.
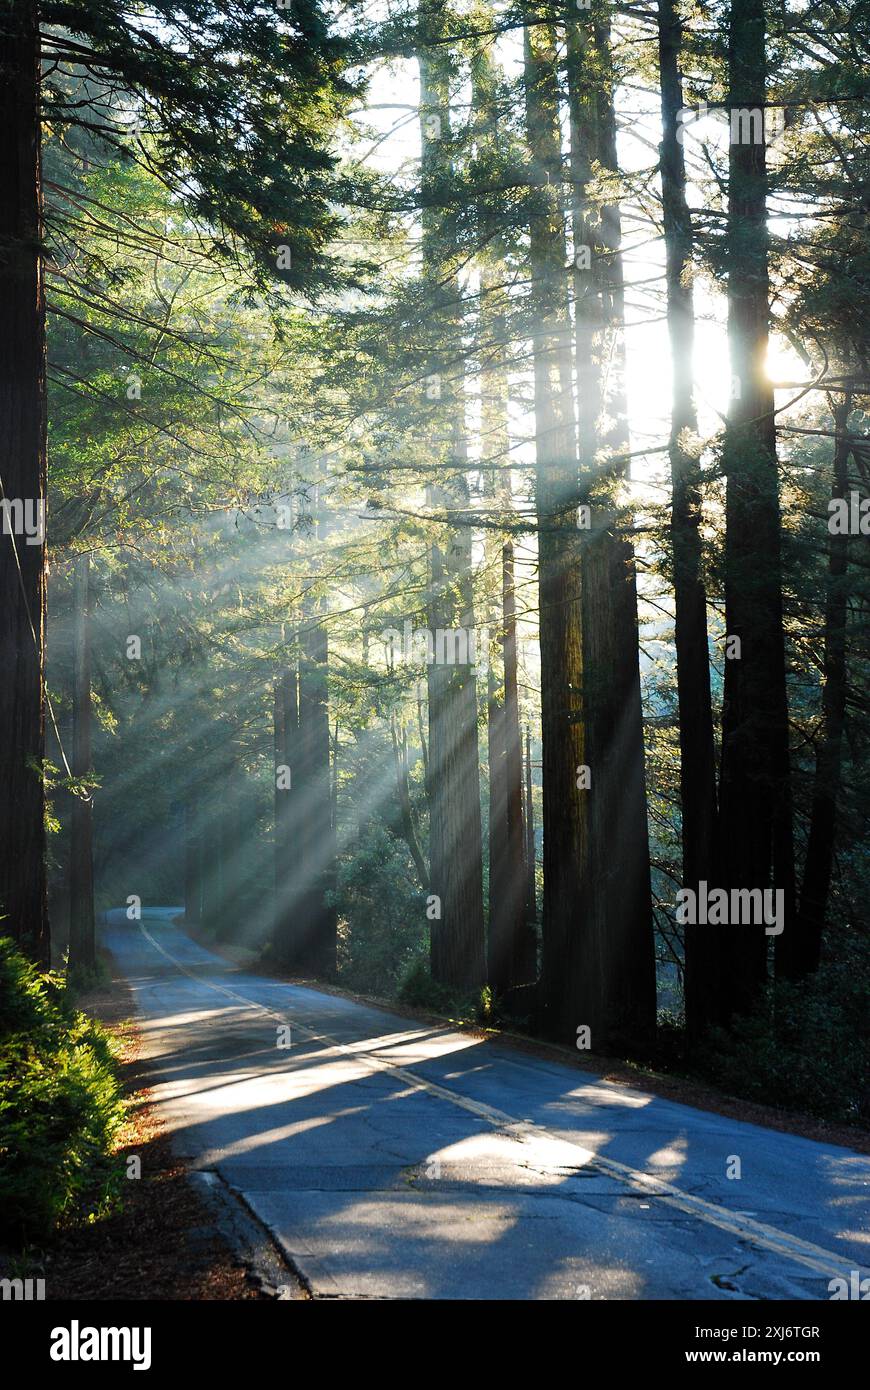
[104,908,870,1301]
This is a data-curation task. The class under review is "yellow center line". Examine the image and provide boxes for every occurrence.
[137,919,867,1286]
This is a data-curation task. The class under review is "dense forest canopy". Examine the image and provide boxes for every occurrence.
[0,0,867,1120]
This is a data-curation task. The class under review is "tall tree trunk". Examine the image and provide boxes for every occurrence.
[0,0,48,961]
[524,727,536,927]
[719,0,796,1019]
[200,756,228,930]
[68,554,95,972]
[591,11,629,461]
[567,18,603,465]
[274,670,286,865]
[419,0,486,989]
[274,669,287,929]
[579,525,656,1053]
[184,800,201,924]
[500,544,535,984]
[391,713,429,891]
[295,623,336,976]
[331,719,339,836]
[790,395,851,976]
[657,0,719,1040]
[214,767,242,941]
[486,619,511,987]
[199,817,218,927]
[273,662,301,963]
[523,16,587,1043]
[471,32,531,991]
[565,12,657,1052]
[489,542,536,989]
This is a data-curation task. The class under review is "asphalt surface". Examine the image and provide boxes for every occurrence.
[105,907,870,1301]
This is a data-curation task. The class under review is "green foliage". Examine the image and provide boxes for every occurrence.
[0,938,125,1242]
[397,957,456,1013]
[333,822,425,995]
[42,0,368,298]
[396,958,493,1026]
[477,983,494,1024]
[66,953,112,997]
[701,934,870,1124]
[652,1008,689,1072]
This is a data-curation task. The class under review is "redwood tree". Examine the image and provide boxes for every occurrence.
[565,6,657,1051]
[419,0,486,989]
[523,15,587,1043]
[657,0,719,1040]
[719,0,796,1019]
[0,0,49,961]
[68,552,95,972]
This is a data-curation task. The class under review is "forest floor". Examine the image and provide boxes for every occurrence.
[186,922,870,1157]
[19,956,271,1301]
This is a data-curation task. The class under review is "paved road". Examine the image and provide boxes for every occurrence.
[105,908,870,1300]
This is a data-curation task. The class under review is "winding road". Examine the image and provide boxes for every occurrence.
[105,908,870,1301]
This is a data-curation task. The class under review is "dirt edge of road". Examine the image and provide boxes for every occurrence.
[23,950,307,1302]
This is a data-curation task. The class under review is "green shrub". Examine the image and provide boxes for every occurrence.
[700,933,870,1124]
[331,824,427,995]
[653,1008,689,1070]
[397,956,456,1013]
[0,937,125,1242]
[396,957,493,1026]
[66,954,111,997]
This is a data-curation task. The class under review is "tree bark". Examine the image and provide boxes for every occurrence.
[419,0,486,989]
[184,801,201,924]
[200,754,229,930]
[567,18,603,464]
[523,16,588,1043]
[295,623,336,976]
[719,0,796,1019]
[579,521,657,1052]
[487,634,505,965]
[524,727,536,927]
[68,554,95,972]
[214,767,242,941]
[273,662,301,963]
[470,35,532,991]
[565,11,657,1052]
[489,542,536,989]
[591,11,629,461]
[790,396,851,976]
[391,713,429,892]
[657,0,720,1040]
[0,0,48,961]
